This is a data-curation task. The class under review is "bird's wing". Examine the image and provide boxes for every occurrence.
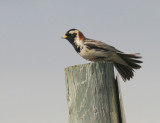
[84,39,122,53]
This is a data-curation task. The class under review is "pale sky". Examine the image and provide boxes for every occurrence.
[0,0,160,123]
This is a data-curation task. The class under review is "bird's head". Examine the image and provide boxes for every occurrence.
[62,29,85,43]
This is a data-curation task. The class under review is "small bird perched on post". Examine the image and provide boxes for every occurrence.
[62,29,142,81]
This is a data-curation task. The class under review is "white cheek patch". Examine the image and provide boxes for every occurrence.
[74,37,84,48]
[69,30,85,50]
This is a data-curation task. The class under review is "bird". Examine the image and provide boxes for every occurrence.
[62,28,142,81]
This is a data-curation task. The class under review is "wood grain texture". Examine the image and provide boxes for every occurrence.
[116,75,126,123]
[65,62,125,123]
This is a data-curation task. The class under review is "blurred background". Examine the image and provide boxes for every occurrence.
[0,0,160,123]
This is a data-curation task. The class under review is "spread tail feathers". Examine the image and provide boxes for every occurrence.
[113,53,142,81]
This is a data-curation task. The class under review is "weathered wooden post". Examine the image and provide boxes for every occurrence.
[65,62,126,123]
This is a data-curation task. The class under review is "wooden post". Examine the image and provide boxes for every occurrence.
[65,62,126,123]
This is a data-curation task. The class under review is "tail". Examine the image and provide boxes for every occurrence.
[113,53,143,81]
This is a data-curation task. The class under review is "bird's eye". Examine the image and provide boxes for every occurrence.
[66,33,69,36]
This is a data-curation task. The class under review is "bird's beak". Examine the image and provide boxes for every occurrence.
[62,35,67,39]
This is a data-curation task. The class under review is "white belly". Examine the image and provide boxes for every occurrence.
[79,46,109,61]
